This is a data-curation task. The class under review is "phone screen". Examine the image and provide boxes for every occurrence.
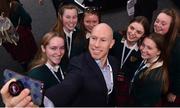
[3,69,44,106]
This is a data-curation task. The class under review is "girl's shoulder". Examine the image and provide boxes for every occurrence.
[28,65,48,75]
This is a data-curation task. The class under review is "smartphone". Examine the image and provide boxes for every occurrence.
[3,69,44,106]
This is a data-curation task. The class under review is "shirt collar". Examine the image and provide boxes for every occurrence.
[121,38,139,51]
[144,56,163,68]
[45,62,59,72]
[95,59,112,72]
[86,32,91,39]
[63,27,76,38]
[145,61,163,69]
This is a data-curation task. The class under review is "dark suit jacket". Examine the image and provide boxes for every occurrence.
[45,52,119,106]
[110,32,142,80]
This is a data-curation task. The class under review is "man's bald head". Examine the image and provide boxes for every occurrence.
[91,23,113,40]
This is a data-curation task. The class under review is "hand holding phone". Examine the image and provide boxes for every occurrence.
[1,79,34,107]
[3,69,44,106]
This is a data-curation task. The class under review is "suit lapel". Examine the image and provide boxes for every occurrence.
[85,52,108,93]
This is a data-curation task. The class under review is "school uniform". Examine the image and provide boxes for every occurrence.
[27,63,65,90]
[60,28,86,72]
[110,32,142,80]
[110,31,142,106]
[130,61,164,106]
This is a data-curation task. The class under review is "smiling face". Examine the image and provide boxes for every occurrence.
[62,9,78,32]
[154,12,172,35]
[140,37,160,62]
[89,23,114,62]
[126,22,145,44]
[83,13,100,33]
[42,37,65,66]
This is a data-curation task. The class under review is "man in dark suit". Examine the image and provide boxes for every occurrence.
[0,23,119,107]
[44,23,118,106]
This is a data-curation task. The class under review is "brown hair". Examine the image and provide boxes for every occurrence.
[28,32,64,70]
[155,8,180,57]
[140,33,169,93]
[51,3,79,38]
[120,16,150,46]
[79,7,101,36]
